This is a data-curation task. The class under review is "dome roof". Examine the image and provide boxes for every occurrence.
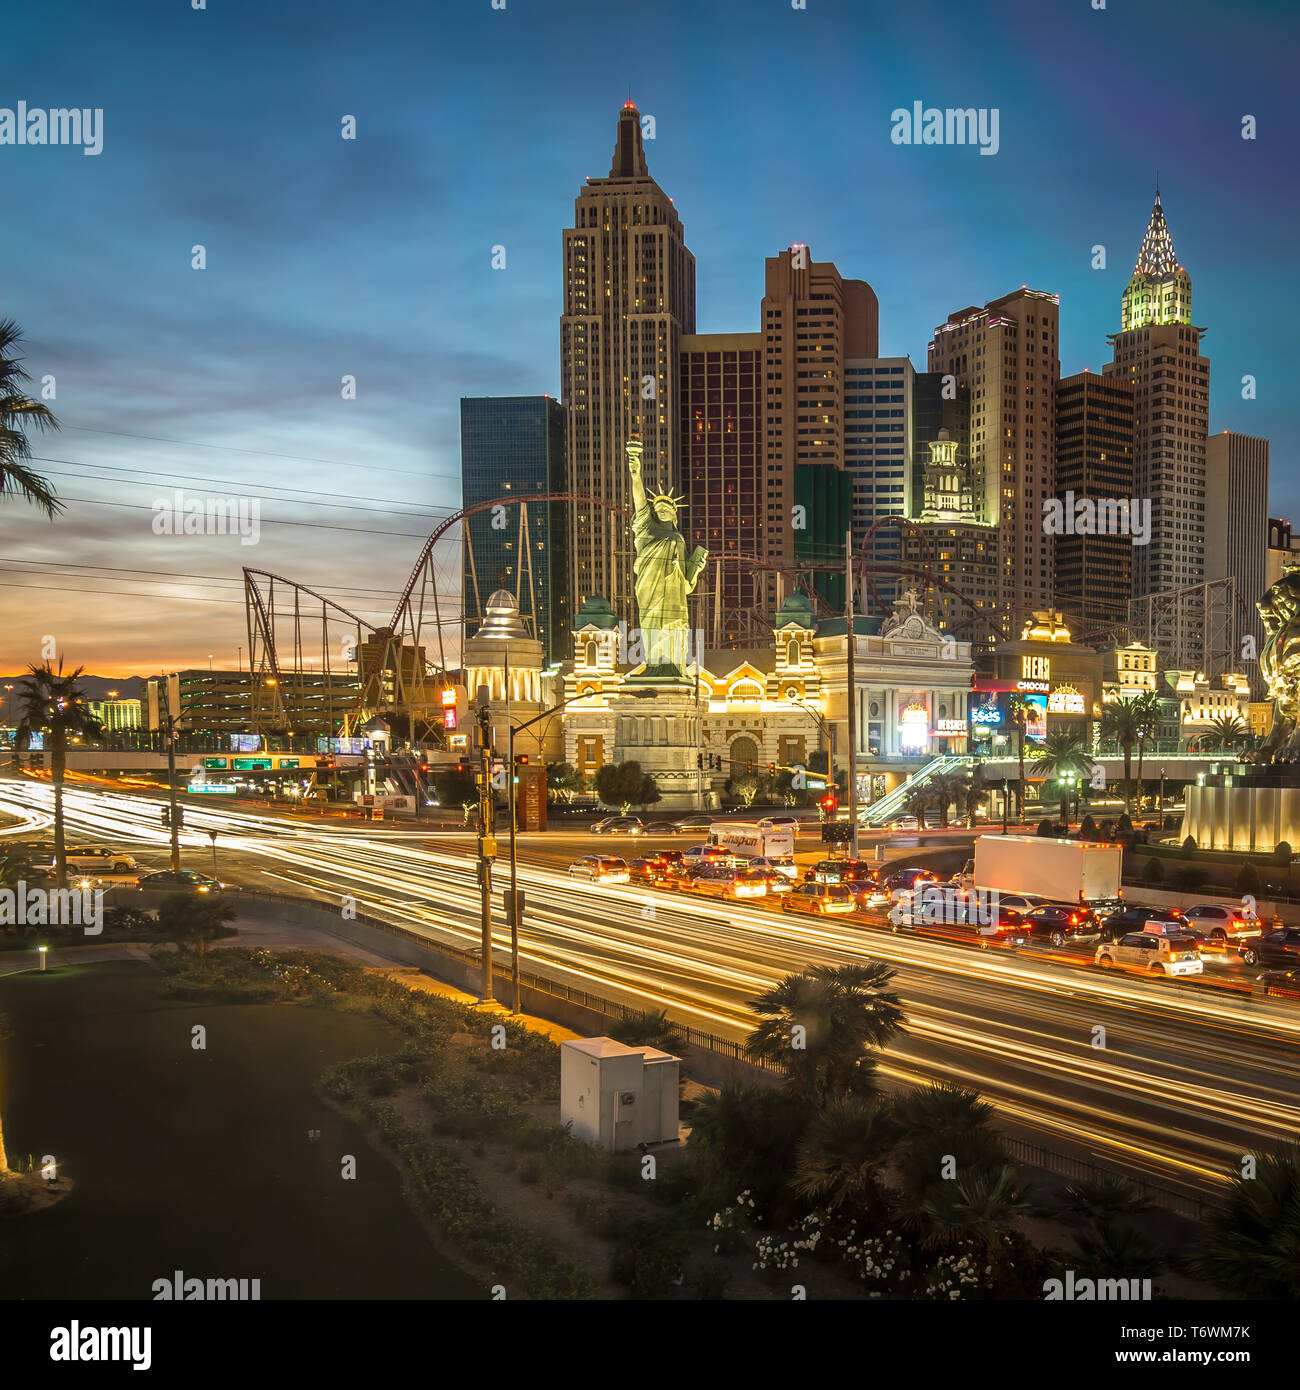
[475,589,532,641]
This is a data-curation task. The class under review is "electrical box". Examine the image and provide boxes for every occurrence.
[560,1037,680,1152]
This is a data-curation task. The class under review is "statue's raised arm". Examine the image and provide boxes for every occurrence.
[626,434,649,518]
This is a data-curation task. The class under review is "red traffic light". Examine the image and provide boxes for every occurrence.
[515,753,529,765]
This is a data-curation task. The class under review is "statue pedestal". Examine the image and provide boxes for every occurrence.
[611,671,707,812]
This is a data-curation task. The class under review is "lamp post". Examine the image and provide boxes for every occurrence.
[38,945,48,973]
[1159,766,1166,818]
[499,686,655,1014]
[1001,778,1009,835]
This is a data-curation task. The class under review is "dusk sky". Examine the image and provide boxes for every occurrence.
[1,0,1296,676]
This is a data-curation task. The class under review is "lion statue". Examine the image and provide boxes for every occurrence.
[1256,568,1300,762]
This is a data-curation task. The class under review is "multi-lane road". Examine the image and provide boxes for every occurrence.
[3,777,1298,1205]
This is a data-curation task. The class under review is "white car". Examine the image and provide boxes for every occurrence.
[1095,932,1204,977]
[66,846,139,873]
[567,855,630,883]
[749,855,798,880]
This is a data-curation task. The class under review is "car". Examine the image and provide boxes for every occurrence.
[627,857,677,888]
[668,814,715,834]
[894,899,1030,951]
[886,815,920,831]
[1179,903,1264,942]
[590,816,645,835]
[883,866,940,898]
[137,869,230,893]
[567,855,630,883]
[1257,967,1300,997]
[1094,932,1204,976]
[987,892,1048,915]
[807,859,886,904]
[1156,921,1262,967]
[1098,904,1184,942]
[676,864,736,897]
[1257,927,1300,965]
[66,846,139,873]
[781,883,859,917]
[748,855,798,880]
[758,815,801,832]
[681,844,732,865]
[735,867,793,897]
[1017,903,1104,948]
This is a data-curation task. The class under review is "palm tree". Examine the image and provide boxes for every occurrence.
[15,662,104,888]
[1132,692,1162,810]
[919,1163,1030,1258]
[926,770,967,829]
[888,1082,1009,1204]
[1069,1219,1165,1281]
[1189,1142,1300,1299]
[961,763,989,828]
[793,1095,899,1222]
[745,962,906,1105]
[902,782,932,830]
[608,1008,688,1058]
[1030,729,1094,822]
[1206,713,1248,753]
[0,318,62,517]
[1007,694,1033,821]
[1099,700,1140,811]
[1055,1175,1153,1223]
[684,1081,812,1210]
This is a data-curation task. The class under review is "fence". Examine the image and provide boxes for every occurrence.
[1005,1136,1226,1222]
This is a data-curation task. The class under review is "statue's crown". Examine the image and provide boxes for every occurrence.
[648,489,685,510]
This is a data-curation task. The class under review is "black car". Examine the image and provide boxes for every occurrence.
[1257,927,1300,965]
[1018,903,1103,948]
[1257,967,1300,998]
[1097,904,1183,943]
[137,870,231,893]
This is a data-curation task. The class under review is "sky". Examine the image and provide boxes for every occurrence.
[1,0,1296,677]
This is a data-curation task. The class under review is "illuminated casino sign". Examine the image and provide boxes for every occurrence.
[898,703,930,751]
[934,718,967,736]
[1048,684,1086,715]
[1022,655,1051,682]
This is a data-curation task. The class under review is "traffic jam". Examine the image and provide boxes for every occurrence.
[568,825,1300,1001]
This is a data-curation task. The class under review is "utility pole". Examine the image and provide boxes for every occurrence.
[160,677,182,871]
[504,646,523,1015]
[475,686,496,1003]
[845,530,860,860]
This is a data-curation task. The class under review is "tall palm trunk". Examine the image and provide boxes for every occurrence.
[1135,733,1146,813]
[1017,734,1026,823]
[52,728,68,889]
[1122,743,1133,813]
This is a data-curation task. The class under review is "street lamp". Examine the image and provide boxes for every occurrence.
[1159,766,1166,818]
[1001,778,1009,835]
[38,945,47,972]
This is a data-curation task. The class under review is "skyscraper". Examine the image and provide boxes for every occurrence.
[1205,430,1270,688]
[1104,191,1210,621]
[929,288,1060,634]
[679,331,763,647]
[460,396,569,663]
[1053,371,1136,638]
[560,103,695,623]
[761,246,878,612]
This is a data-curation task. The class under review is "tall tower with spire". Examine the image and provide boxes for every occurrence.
[560,103,696,623]
[1105,190,1210,653]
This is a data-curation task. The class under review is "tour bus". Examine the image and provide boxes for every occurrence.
[707,822,796,862]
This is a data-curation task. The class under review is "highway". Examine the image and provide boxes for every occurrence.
[3,777,1298,1203]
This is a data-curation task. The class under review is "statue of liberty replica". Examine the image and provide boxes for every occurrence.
[626,434,708,675]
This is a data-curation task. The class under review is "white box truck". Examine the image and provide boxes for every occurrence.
[957,835,1123,909]
[707,821,796,861]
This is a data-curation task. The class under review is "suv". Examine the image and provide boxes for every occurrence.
[782,883,858,917]
[1099,904,1183,942]
[567,855,630,883]
[590,817,644,835]
[1179,904,1264,942]
[66,846,138,873]
[1018,903,1103,948]
[1095,932,1204,977]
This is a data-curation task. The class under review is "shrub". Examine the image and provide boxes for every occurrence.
[1271,841,1293,867]
[1175,865,1208,892]
[1236,862,1261,896]
[611,1224,686,1298]
[1144,857,1164,885]
[1181,835,1198,859]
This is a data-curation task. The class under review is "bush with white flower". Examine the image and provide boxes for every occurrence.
[707,1190,756,1256]
[919,1241,994,1300]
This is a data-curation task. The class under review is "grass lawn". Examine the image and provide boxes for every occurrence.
[0,961,480,1299]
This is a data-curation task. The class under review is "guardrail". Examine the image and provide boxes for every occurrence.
[1004,1136,1226,1222]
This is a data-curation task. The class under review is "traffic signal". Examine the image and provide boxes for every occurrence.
[696,753,703,769]
[419,761,430,773]
[821,794,838,816]
[455,762,465,774]
[161,807,169,827]
[747,761,754,773]
[768,763,776,778]
[714,755,722,771]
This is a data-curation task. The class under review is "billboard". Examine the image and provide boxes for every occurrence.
[1023,694,1048,742]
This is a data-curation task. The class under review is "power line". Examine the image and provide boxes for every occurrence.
[0,556,409,599]
[62,424,463,482]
